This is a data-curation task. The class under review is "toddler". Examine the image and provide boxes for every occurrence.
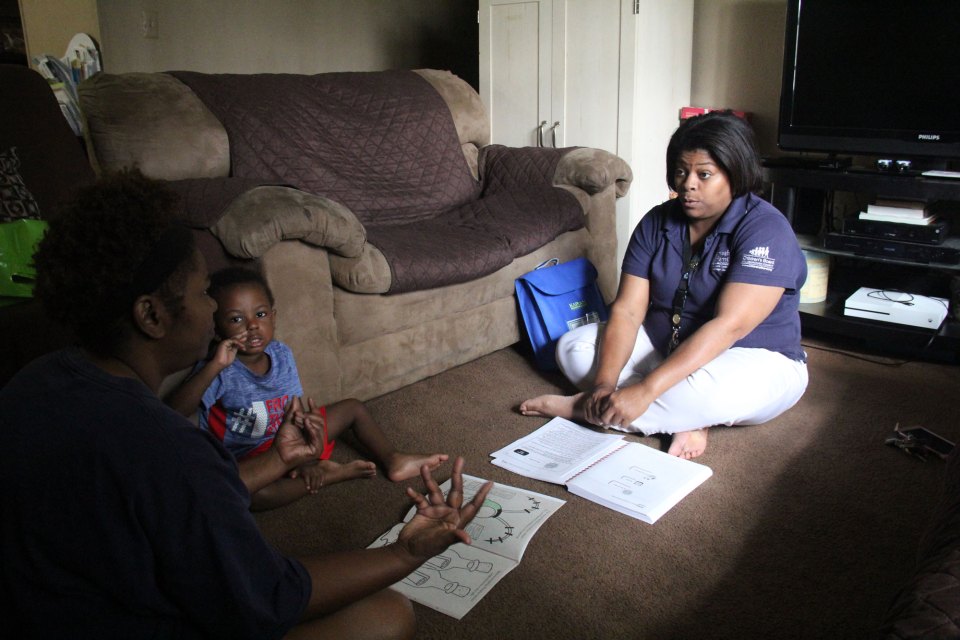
[167,266,448,510]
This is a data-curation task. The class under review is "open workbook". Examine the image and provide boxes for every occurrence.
[368,475,564,620]
[490,417,712,524]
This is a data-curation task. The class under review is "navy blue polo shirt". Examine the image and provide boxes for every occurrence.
[622,193,806,362]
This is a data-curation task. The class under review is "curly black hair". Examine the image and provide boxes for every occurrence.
[208,266,274,307]
[32,171,195,355]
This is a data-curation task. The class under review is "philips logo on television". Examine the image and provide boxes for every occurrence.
[918,134,941,141]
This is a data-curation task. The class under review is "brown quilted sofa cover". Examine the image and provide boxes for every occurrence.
[880,446,960,638]
[78,69,631,402]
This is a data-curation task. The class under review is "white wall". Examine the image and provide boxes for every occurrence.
[96,0,478,85]
[96,0,789,154]
[690,0,787,156]
[616,0,693,266]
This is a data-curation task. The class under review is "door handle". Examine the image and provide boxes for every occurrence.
[537,120,547,147]
[549,121,560,148]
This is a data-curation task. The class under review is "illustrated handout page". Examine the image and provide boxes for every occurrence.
[490,417,712,524]
[368,475,564,620]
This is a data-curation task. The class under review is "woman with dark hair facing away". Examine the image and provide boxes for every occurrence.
[521,111,808,459]
[0,171,491,639]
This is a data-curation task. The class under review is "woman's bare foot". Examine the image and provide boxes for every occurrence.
[385,452,449,482]
[518,392,585,419]
[318,459,377,486]
[667,428,709,460]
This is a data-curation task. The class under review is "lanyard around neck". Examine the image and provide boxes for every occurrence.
[668,229,701,353]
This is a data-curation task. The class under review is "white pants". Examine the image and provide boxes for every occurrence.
[555,323,809,436]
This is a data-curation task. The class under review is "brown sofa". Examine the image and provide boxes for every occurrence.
[77,69,631,404]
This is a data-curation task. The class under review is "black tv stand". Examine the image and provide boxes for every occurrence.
[763,155,852,171]
[846,165,927,178]
[762,162,960,362]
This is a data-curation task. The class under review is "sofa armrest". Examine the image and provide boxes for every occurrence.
[210,186,367,259]
[553,148,632,198]
[260,240,342,406]
[479,144,632,208]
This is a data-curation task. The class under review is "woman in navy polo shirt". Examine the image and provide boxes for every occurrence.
[521,111,808,459]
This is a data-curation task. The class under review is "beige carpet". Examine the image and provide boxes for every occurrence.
[254,339,960,639]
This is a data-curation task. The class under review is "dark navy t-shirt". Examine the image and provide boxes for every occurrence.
[0,349,310,639]
[622,194,806,361]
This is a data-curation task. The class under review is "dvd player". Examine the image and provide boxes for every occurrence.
[823,233,960,265]
[841,218,948,245]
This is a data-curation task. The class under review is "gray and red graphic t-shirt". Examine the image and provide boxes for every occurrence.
[199,340,303,459]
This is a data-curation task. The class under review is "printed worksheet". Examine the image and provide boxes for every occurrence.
[491,417,713,524]
[489,417,625,483]
[368,475,564,619]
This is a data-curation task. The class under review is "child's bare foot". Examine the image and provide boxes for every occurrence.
[667,428,709,460]
[385,452,449,482]
[518,392,585,419]
[318,459,377,486]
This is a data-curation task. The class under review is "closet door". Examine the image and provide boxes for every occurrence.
[481,0,694,267]
[479,0,552,147]
[479,0,620,150]
[549,0,621,151]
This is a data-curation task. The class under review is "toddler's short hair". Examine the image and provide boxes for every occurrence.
[208,267,275,306]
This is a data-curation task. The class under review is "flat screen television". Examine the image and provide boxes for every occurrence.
[778,0,960,165]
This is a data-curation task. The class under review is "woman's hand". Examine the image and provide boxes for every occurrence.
[272,396,320,469]
[395,457,492,561]
[598,384,655,430]
[582,382,616,426]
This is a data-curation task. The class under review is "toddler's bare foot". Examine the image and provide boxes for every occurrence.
[667,428,709,460]
[318,459,377,486]
[385,452,449,482]
[518,392,585,419]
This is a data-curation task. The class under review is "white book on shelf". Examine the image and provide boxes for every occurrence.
[866,199,929,218]
[858,212,937,226]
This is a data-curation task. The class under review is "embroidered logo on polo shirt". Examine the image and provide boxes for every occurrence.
[711,249,730,273]
[742,246,775,271]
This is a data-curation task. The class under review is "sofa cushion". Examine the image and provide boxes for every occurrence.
[79,72,230,180]
[169,70,482,226]
[1,66,95,222]
[0,148,41,221]
[328,184,585,295]
[413,69,490,181]
[365,184,583,294]
[881,447,960,638]
[334,228,592,347]
[211,186,366,259]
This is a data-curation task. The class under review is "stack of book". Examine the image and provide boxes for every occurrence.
[859,199,935,226]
